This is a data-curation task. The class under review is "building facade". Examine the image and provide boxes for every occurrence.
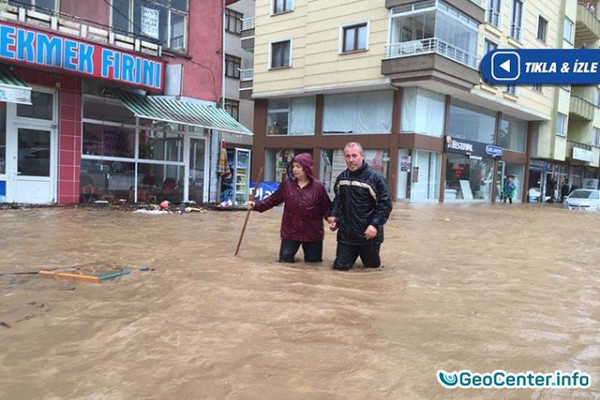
[0,0,251,205]
[245,0,598,203]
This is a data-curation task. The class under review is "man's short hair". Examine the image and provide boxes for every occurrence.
[344,142,364,155]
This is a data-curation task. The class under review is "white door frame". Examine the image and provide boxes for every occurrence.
[5,86,58,204]
[184,132,209,203]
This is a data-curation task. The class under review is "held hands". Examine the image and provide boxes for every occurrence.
[364,225,377,240]
[327,216,338,231]
[247,200,255,210]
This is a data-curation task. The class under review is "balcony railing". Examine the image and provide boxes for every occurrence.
[486,9,500,27]
[242,17,255,31]
[385,38,478,69]
[239,69,254,81]
[509,23,522,41]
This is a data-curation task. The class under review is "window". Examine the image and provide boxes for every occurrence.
[342,23,368,53]
[499,116,527,152]
[484,39,498,54]
[225,54,241,79]
[487,0,501,28]
[225,9,243,35]
[532,84,543,92]
[111,0,188,51]
[267,97,317,135]
[273,0,293,14]
[564,17,574,43]
[224,99,240,121]
[556,113,567,136]
[510,0,523,41]
[537,16,548,43]
[597,88,600,106]
[8,0,56,14]
[594,127,600,146]
[449,100,496,144]
[323,91,393,134]
[505,85,518,96]
[401,88,445,137]
[270,40,291,68]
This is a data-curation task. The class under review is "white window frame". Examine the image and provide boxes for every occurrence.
[504,85,518,96]
[484,37,499,54]
[564,17,574,44]
[338,19,370,54]
[271,0,294,15]
[532,84,543,92]
[268,38,293,69]
[556,113,567,137]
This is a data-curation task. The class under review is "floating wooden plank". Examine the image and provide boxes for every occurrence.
[38,270,99,283]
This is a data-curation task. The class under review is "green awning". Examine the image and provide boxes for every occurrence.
[0,65,32,105]
[114,90,252,135]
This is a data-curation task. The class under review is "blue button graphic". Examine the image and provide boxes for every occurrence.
[491,51,521,81]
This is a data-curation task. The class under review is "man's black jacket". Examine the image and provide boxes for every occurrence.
[329,162,392,245]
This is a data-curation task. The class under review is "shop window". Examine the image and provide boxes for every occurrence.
[138,129,183,162]
[83,123,136,158]
[499,116,527,152]
[225,54,241,79]
[397,149,441,201]
[111,0,188,51]
[17,91,53,121]
[341,23,368,53]
[267,97,316,135]
[323,91,393,134]
[225,9,243,35]
[448,100,496,144]
[137,163,184,204]
[83,96,136,125]
[224,99,240,121]
[445,154,494,201]
[401,88,444,137]
[8,0,56,14]
[270,40,292,68]
[320,148,389,194]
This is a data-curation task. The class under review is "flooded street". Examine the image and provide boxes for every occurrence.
[1,203,599,399]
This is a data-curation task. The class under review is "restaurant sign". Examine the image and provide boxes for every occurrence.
[0,21,164,91]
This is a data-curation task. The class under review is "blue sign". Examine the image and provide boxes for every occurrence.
[0,180,5,202]
[481,49,600,84]
[249,182,279,201]
[485,145,504,158]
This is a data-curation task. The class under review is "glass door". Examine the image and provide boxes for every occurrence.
[188,137,207,203]
[496,161,505,201]
[13,126,54,203]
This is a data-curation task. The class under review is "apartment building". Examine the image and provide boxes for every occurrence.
[0,0,251,205]
[244,0,599,203]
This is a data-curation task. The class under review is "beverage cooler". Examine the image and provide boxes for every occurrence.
[227,148,251,205]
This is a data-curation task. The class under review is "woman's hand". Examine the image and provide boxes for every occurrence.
[247,200,256,210]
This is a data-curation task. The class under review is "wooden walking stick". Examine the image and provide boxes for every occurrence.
[235,167,263,256]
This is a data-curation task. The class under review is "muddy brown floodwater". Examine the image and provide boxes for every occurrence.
[0,203,599,399]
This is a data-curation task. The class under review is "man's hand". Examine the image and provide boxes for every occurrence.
[327,216,338,231]
[364,225,377,240]
[247,200,255,210]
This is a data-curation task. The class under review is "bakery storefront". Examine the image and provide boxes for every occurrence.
[0,19,249,205]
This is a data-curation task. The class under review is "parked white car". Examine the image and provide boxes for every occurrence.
[563,189,600,211]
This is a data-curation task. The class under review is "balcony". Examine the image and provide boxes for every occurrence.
[241,17,255,50]
[569,95,595,121]
[576,3,600,44]
[239,69,253,100]
[0,3,161,57]
[386,0,485,24]
[382,38,480,90]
